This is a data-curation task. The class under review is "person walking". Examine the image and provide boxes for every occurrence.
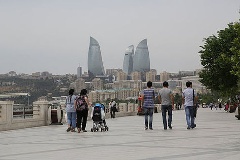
[158,81,174,130]
[75,89,90,133]
[65,89,77,132]
[141,81,155,130]
[182,81,198,130]
[110,100,117,118]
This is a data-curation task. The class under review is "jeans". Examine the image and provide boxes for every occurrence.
[110,107,116,118]
[161,105,172,129]
[67,112,76,128]
[185,106,195,127]
[76,109,88,130]
[144,108,154,129]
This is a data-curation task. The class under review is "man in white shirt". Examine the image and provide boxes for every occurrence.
[182,81,198,130]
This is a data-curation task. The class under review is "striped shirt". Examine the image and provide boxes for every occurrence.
[142,88,155,108]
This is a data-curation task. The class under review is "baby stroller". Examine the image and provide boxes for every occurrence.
[91,103,109,132]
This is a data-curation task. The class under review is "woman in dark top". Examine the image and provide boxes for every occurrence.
[75,89,90,133]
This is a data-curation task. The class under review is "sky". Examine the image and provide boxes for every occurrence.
[0,0,239,75]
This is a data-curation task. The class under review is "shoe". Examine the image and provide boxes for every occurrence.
[187,127,191,130]
[168,125,172,129]
[71,129,76,132]
[77,128,81,133]
[164,128,167,130]
[145,127,148,130]
[149,128,153,130]
[191,124,196,129]
[66,127,71,132]
[82,130,87,132]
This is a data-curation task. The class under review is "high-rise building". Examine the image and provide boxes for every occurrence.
[123,45,134,75]
[133,39,150,72]
[88,37,105,76]
[77,66,82,78]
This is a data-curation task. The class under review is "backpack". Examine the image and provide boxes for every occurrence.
[76,96,87,111]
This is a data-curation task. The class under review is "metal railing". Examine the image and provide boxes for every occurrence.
[13,104,33,119]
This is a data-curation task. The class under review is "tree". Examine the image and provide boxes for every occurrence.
[199,22,240,97]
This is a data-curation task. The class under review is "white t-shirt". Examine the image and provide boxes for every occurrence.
[182,88,196,107]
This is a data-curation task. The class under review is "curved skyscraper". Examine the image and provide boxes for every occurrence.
[88,37,105,76]
[123,45,134,75]
[133,39,150,72]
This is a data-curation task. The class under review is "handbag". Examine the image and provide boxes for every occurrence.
[193,89,197,117]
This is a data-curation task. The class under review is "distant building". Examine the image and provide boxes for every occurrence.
[131,71,141,81]
[88,37,105,76]
[133,39,150,72]
[92,78,104,90]
[75,78,86,93]
[8,71,17,77]
[116,70,127,81]
[77,66,82,78]
[146,69,157,82]
[181,76,207,94]
[160,71,170,82]
[123,45,134,75]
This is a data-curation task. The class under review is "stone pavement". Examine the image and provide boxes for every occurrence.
[0,108,240,160]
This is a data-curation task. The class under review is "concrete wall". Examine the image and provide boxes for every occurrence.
[0,100,167,131]
[0,101,49,131]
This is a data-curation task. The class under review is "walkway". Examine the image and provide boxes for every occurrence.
[0,108,240,160]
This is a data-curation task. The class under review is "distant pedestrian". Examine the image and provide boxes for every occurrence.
[210,103,213,110]
[65,89,77,132]
[75,89,90,133]
[182,81,198,130]
[158,81,174,130]
[219,103,222,110]
[141,81,155,130]
[110,100,117,118]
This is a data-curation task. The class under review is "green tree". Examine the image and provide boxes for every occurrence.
[199,22,240,97]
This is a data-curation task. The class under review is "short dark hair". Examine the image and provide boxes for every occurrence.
[69,89,74,95]
[147,81,152,88]
[186,81,192,87]
[80,89,87,95]
[163,81,168,87]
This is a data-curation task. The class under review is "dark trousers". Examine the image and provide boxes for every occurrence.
[110,107,116,118]
[76,109,88,130]
[161,105,172,129]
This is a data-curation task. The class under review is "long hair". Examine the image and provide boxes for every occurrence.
[68,89,74,103]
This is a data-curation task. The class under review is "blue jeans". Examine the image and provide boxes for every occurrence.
[67,112,76,128]
[144,108,154,129]
[185,106,195,127]
[161,105,172,129]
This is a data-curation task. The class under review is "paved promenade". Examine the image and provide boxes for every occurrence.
[0,108,240,160]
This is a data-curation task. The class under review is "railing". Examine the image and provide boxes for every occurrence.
[13,104,33,119]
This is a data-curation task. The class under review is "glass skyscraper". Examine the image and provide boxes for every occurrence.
[133,39,150,72]
[123,45,134,75]
[88,37,105,76]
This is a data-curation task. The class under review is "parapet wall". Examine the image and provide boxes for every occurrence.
[0,101,49,131]
[0,101,142,131]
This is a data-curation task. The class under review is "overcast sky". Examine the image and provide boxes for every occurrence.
[0,0,239,75]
